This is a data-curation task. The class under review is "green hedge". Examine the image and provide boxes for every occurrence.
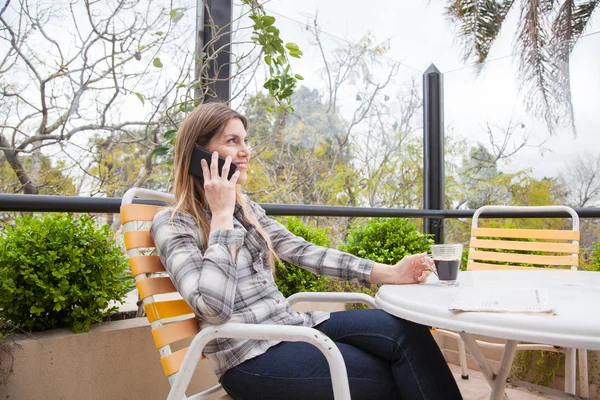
[0,214,130,333]
[274,217,329,298]
[340,218,433,264]
[587,242,600,271]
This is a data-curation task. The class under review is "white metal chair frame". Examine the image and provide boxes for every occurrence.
[437,205,588,399]
[122,188,378,400]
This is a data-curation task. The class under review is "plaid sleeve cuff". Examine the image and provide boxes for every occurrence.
[208,229,246,247]
[356,258,375,285]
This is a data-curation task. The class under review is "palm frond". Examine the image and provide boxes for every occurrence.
[549,0,597,134]
[552,0,574,56]
[446,0,516,64]
[550,0,597,57]
[570,0,598,44]
[522,0,599,135]
[549,0,575,133]
[516,0,569,134]
[448,0,598,136]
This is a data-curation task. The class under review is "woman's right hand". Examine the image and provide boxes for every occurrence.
[202,152,240,229]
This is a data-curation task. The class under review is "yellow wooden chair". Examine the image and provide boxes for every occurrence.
[120,188,377,400]
[438,205,588,397]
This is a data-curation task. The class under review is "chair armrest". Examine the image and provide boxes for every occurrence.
[167,323,351,400]
[287,292,378,310]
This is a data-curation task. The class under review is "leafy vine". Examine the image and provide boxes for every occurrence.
[152,1,303,157]
[242,0,303,112]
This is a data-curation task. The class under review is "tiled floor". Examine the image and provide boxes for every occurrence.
[449,364,566,400]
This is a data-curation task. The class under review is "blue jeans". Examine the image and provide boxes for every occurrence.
[220,309,462,400]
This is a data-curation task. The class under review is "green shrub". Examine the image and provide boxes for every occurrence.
[586,242,600,271]
[0,214,129,333]
[511,350,564,387]
[340,218,434,264]
[461,247,469,271]
[274,217,330,297]
[318,218,434,309]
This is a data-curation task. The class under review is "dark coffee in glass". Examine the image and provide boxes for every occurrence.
[434,259,460,281]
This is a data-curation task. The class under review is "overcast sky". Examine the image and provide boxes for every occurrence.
[260,0,600,180]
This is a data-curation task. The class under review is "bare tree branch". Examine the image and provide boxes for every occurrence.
[0,0,11,19]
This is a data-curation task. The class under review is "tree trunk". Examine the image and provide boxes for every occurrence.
[0,135,38,194]
[30,141,42,191]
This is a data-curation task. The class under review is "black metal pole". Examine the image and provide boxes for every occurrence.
[194,0,205,101]
[423,64,445,243]
[200,0,232,102]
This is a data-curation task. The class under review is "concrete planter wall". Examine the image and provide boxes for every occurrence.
[0,318,219,400]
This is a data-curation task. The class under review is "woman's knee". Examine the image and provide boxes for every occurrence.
[322,309,431,340]
[366,310,435,350]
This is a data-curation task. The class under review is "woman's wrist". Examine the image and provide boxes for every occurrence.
[369,263,393,284]
[210,212,234,231]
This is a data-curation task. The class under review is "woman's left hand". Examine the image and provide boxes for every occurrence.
[370,253,433,284]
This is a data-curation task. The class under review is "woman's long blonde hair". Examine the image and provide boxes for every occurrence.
[172,102,276,270]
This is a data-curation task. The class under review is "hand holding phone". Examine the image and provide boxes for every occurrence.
[189,147,238,180]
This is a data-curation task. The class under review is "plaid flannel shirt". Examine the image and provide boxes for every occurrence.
[150,199,374,378]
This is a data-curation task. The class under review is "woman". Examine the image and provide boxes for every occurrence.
[151,102,462,400]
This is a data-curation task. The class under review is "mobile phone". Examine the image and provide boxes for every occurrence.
[188,147,238,180]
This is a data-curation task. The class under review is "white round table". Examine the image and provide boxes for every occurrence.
[375,270,600,400]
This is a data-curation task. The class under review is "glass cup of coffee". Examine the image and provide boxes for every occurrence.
[429,244,463,286]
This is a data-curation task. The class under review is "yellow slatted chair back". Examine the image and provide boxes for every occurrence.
[468,205,580,271]
[120,188,201,384]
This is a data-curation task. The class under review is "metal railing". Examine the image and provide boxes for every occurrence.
[2,193,600,219]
